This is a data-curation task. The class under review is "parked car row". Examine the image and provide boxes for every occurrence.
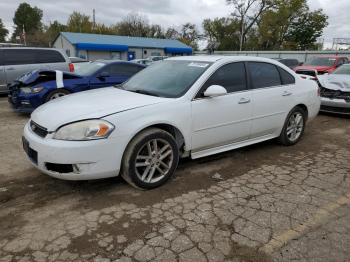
[8,60,145,112]
[22,56,321,189]
[1,48,73,94]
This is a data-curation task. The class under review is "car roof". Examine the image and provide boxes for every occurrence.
[0,47,62,51]
[167,55,288,64]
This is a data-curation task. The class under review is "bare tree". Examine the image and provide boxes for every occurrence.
[227,0,275,50]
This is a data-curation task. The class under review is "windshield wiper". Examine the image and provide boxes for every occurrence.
[131,89,160,97]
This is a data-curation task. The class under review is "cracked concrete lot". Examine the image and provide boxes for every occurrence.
[0,97,349,262]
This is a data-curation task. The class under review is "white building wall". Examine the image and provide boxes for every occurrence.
[53,35,76,57]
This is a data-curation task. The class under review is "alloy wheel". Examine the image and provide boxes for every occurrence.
[50,92,67,100]
[134,138,174,184]
[286,112,304,142]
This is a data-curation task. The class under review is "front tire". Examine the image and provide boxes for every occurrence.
[278,107,306,146]
[121,128,179,189]
[45,89,70,102]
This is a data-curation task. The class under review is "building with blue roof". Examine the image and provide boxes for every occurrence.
[53,32,193,61]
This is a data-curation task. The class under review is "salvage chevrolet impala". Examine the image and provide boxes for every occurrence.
[22,56,320,189]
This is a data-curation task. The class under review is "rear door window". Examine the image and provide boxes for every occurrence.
[247,62,281,89]
[4,49,36,65]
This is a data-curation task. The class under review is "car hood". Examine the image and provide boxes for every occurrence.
[318,74,350,91]
[31,87,168,131]
[294,65,331,72]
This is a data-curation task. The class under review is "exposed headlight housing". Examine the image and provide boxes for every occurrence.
[20,86,44,94]
[53,120,115,141]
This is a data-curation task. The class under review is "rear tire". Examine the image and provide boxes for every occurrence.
[45,89,70,102]
[121,128,179,190]
[278,107,306,146]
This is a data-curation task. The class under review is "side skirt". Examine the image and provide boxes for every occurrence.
[190,134,277,159]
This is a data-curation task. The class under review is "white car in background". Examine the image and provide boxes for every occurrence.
[318,64,350,115]
[22,56,320,189]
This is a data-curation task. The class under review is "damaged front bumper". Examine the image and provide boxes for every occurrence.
[320,87,350,115]
[8,82,43,113]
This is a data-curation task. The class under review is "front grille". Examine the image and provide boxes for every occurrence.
[321,87,350,102]
[30,121,48,138]
[321,105,350,114]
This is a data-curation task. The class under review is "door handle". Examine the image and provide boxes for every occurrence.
[282,91,292,96]
[238,98,251,104]
[6,67,15,71]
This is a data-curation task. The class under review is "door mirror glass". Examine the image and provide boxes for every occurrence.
[98,71,110,78]
[203,85,227,97]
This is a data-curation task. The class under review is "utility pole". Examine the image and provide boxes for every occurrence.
[93,9,96,30]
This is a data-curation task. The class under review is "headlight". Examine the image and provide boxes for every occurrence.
[20,86,44,94]
[53,120,115,141]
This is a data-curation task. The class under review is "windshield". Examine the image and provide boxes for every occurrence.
[75,62,106,76]
[306,57,336,67]
[121,60,212,98]
[332,65,350,75]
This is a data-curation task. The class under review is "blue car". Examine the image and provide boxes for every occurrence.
[8,60,145,113]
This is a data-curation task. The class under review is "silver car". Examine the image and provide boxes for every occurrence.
[318,64,350,115]
[0,48,72,94]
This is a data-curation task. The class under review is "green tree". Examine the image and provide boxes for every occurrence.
[287,9,328,50]
[0,18,8,42]
[115,13,152,37]
[226,0,276,50]
[45,20,67,45]
[164,27,180,40]
[66,12,93,33]
[203,17,241,51]
[178,23,200,50]
[12,2,43,43]
[258,0,305,50]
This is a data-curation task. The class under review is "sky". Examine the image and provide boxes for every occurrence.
[0,0,349,48]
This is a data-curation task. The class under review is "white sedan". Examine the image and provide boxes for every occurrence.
[23,56,320,189]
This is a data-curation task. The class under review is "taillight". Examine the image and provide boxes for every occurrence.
[69,63,74,72]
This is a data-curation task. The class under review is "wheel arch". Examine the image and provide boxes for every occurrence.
[125,122,188,157]
[44,88,72,101]
[295,104,309,120]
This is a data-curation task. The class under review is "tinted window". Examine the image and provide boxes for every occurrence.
[107,64,143,76]
[283,59,299,67]
[35,50,65,63]
[200,62,247,95]
[278,67,295,85]
[4,49,36,65]
[3,49,65,65]
[248,62,281,89]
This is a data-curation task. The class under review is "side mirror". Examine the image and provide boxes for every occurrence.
[98,71,110,78]
[203,85,227,98]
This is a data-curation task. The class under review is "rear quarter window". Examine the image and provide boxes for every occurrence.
[34,50,66,63]
[278,67,295,85]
